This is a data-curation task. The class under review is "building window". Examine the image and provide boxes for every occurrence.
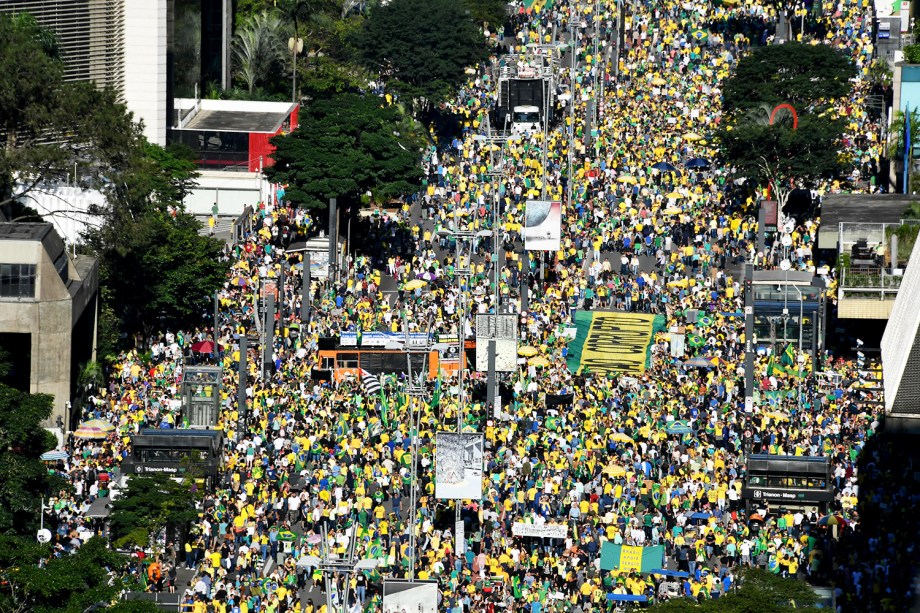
[0,264,36,298]
[53,252,68,284]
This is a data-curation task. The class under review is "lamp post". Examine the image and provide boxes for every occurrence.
[288,37,303,103]
[472,131,521,314]
[437,227,475,553]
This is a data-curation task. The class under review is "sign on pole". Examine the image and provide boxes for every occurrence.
[476,314,517,372]
[524,200,562,251]
[435,432,484,500]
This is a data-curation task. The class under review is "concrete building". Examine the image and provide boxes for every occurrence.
[0,224,98,432]
[882,228,920,432]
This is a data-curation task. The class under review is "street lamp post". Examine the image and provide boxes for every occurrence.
[288,37,303,103]
[437,227,475,553]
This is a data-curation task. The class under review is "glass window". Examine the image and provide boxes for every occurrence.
[0,264,36,298]
[338,353,359,368]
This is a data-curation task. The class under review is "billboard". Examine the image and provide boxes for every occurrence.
[383,580,438,613]
[435,432,484,500]
[524,200,562,251]
[476,314,518,372]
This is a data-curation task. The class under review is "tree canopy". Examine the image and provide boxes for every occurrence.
[646,568,820,613]
[0,536,156,613]
[0,373,59,536]
[721,42,855,114]
[109,473,201,549]
[0,13,138,211]
[266,93,425,208]
[358,0,490,105]
[84,144,230,345]
[716,42,855,206]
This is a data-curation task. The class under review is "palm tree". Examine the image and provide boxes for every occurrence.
[231,11,286,93]
[888,109,920,160]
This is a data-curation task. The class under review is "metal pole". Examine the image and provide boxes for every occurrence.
[567,14,576,213]
[743,263,754,413]
[214,290,220,359]
[263,294,275,379]
[238,334,248,427]
[328,197,337,284]
[455,233,464,550]
[487,340,498,418]
[278,261,286,321]
[302,252,312,322]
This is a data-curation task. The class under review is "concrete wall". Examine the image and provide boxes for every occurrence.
[0,236,97,431]
[124,0,168,146]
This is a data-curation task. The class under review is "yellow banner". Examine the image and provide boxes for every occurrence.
[577,311,657,375]
[619,545,643,572]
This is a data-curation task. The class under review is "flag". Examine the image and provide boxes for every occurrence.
[431,368,442,408]
[361,369,381,395]
[766,356,780,377]
[780,344,796,367]
[380,387,389,428]
[356,324,363,347]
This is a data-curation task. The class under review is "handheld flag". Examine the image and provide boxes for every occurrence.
[361,369,381,395]
[780,344,796,367]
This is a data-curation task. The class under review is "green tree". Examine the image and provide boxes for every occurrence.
[109,473,201,550]
[0,379,59,536]
[358,0,490,106]
[461,0,509,27]
[0,536,156,613]
[717,42,855,208]
[721,43,855,113]
[645,568,820,612]
[265,93,424,209]
[232,10,287,93]
[0,13,138,212]
[84,144,230,342]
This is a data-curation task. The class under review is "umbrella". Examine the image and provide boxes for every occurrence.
[296,555,322,568]
[665,191,685,200]
[603,464,627,477]
[617,175,638,184]
[666,420,692,435]
[765,411,790,422]
[817,514,847,527]
[518,346,539,357]
[683,132,703,142]
[652,161,679,173]
[306,534,322,544]
[40,450,69,461]
[685,157,710,169]
[651,77,667,86]
[190,340,222,354]
[748,514,765,522]
[610,432,634,444]
[683,357,715,369]
[662,207,682,216]
[231,276,249,287]
[404,279,427,291]
[529,356,550,368]
[74,419,115,439]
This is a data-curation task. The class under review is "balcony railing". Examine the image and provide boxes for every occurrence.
[839,268,903,301]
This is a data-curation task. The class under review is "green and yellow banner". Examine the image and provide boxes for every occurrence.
[566,311,666,375]
[600,543,665,572]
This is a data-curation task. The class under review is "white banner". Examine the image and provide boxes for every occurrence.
[524,200,562,252]
[512,522,569,538]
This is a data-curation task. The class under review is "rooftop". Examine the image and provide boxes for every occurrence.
[821,193,917,227]
[0,223,53,242]
[174,98,298,134]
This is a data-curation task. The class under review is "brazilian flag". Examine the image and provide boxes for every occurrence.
[781,344,796,367]
[652,483,662,507]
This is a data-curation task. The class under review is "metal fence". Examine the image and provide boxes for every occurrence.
[839,268,903,300]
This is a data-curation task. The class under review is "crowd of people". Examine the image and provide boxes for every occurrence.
[37,0,909,611]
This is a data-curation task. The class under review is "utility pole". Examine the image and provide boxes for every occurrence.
[238,334,248,430]
[263,294,275,379]
[301,252,312,322]
[566,9,577,214]
[743,263,754,413]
